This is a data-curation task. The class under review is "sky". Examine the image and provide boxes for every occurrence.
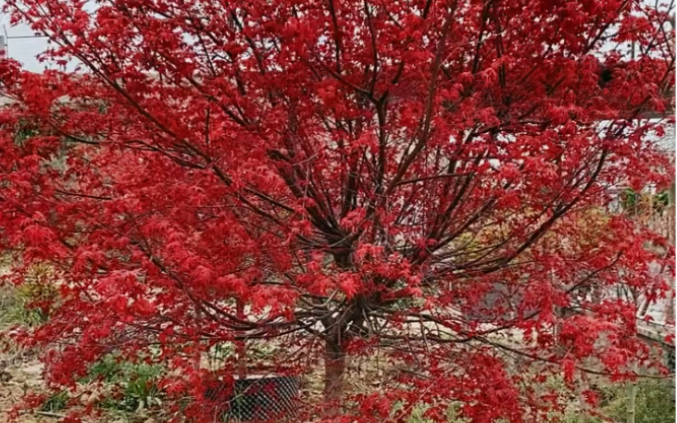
[0,0,674,73]
[0,1,47,73]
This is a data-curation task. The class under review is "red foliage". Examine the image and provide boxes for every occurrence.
[0,0,673,421]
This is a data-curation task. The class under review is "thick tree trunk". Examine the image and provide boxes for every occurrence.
[323,338,346,418]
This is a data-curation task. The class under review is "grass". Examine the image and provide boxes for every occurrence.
[0,286,46,327]
[0,263,60,328]
[40,391,69,412]
[83,354,165,412]
[603,378,676,423]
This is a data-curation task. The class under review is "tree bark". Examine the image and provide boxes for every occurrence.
[323,337,346,418]
[236,299,247,379]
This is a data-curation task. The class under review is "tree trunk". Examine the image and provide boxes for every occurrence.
[236,300,247,379]
[323,338,346,418]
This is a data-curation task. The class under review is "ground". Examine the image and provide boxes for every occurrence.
[0,353,50,423]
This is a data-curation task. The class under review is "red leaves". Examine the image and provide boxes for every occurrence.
[0,0,672,421]
[561,358,576,384]
[216,274,248,297]
[191,265,213,287]
[340,208,366,232]
[132,298,155,316]
[581,389,600,407]
[340,274,361,299]
[0,57,21,87]
[477,107,500,127]
[358,392,392,420]
[23,224,56,245]
[111,295,128,313]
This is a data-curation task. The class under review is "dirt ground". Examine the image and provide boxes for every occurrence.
[0,355,52,423]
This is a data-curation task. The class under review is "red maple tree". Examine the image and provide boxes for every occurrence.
[0,0,674,421]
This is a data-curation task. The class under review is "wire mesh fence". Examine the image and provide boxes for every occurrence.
[204,375,300,422]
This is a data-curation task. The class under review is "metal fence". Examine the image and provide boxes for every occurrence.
[204,375,300,422]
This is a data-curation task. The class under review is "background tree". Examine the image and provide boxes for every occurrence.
[0,0,673,421]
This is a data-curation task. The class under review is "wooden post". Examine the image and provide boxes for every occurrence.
[627,382,637,423]
[627,362,638,423]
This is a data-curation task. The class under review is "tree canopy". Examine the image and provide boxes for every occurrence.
[0,0,673,421]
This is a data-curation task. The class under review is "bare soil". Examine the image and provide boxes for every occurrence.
[0,355,51,423]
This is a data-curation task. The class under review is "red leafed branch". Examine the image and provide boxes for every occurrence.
[0,0,673,421]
